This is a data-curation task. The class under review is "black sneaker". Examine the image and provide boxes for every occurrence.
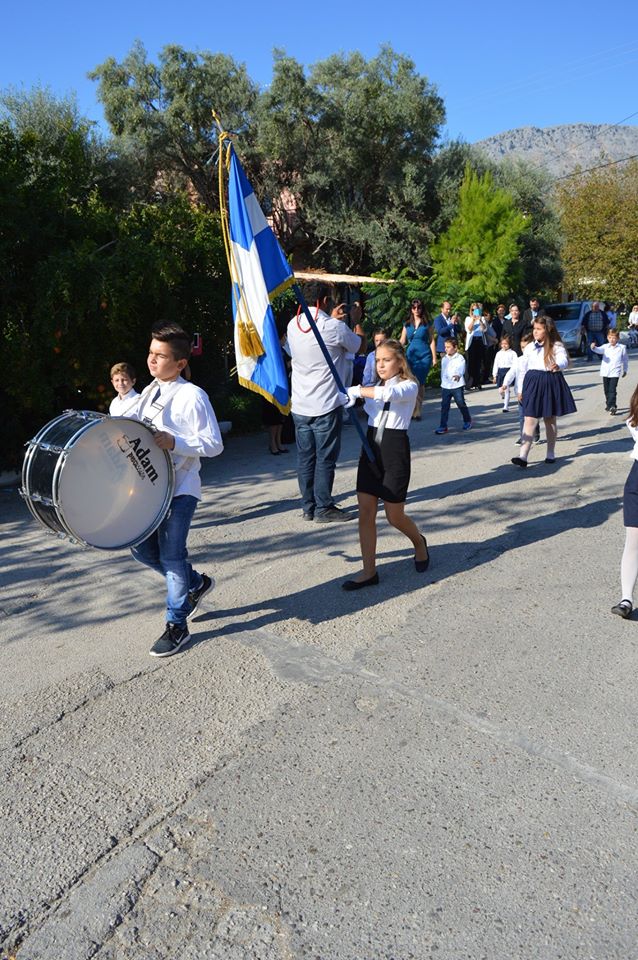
[610,407,617,415]
[187,574,213,619]
[149,623,190,657]
[301,510,315,521]
[314,505,353,522]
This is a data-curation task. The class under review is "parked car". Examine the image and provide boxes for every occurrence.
[543,301,595,356]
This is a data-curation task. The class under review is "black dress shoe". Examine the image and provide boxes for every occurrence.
[511,457,528,468]
[342,572,379,591]
[415,534,430,572]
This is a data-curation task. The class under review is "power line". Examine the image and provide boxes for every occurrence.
[555,152,638,181]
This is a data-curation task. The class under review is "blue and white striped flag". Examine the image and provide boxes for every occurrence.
[227,145,293,413]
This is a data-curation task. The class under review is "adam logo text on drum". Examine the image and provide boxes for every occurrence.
[116,433,160,484]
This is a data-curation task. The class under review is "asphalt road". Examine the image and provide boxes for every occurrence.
[1,357,637,960]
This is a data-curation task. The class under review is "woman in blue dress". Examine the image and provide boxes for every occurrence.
[399,299,437,419]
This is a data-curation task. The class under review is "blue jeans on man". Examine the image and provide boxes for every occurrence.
[131,494,202,625]
[440,387,471,428]
[292,407,343,517]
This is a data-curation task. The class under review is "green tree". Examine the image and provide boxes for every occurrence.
[255,45,445,274]
[431,143,563,297]
[90,42,259,210]
[0,90,232,468]
[428,165,527,305]
[557,160,638,303]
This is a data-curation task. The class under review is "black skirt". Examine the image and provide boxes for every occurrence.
[357,426,411,503]
[522,369,577,418]
[623,460,638,527]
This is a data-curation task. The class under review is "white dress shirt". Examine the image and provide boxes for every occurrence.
[502,354,529,394]
[109,388,140,416]
[440,352,466,389]
[286,309,361,417]
[362,376,418,430]
[492,348,517,376]
[523,340,569,371]
[133,377,223,499]
[592,342,628,378]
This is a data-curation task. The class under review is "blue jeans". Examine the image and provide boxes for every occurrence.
[292,407,343,515]
[440,387,471,428]
[587,330,605,361]
[131,495,202,626]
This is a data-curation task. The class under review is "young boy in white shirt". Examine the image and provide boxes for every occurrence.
[591,327,629,415]
[435,339,472,434]
[501,332,533,444]
[491,336,518,412]
[130,323,224,657]
[109,362,140,416]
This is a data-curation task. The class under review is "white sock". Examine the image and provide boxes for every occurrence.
[620,527,638,602]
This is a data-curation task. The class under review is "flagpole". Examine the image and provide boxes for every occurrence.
[293,283,376,463]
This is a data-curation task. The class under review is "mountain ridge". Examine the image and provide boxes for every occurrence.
[474,123,638,178]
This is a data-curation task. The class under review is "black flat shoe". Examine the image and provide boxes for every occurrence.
[511,457,528,468]
[342,572,379,591]
[415,534,430,572]
[544,457,556,464]
[611,599,632,619]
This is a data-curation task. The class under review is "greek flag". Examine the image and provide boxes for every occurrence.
[227,145,293,413]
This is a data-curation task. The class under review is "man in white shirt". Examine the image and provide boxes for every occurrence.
[286,281,361,521]
[130,323,224,657]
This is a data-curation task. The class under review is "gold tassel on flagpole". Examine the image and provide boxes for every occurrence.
[214,112,265,360]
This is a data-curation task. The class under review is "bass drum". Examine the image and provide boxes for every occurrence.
[21,411,175,549]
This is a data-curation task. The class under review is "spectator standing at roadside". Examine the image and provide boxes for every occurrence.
[400,299,437,419]
[522,296,546,327]
[482,306,499,384]
[492,304,506,340]
[286,280,361,522]
[583,300,610,362]
[433,300,454,356]
[464,302,488,389]
[606,303,618,330]
[501,303,532,356]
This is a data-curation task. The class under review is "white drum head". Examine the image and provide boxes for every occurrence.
[57,417,174,549]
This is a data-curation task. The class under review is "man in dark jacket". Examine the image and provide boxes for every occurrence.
[583,301,610,361]
[522,297,546,327]
[433,300,454,355]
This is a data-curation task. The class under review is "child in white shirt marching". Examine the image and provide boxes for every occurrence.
[492,336,517,412]
[591,327,629,415]
[501,332,533,443]
[343,339,429,589]
[109,362,140,416]
[435,338,472,434]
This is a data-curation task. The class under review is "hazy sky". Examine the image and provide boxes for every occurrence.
[3,0,638,143]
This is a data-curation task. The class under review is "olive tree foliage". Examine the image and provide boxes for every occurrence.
[89,42,259,209]
[254,46,445,274]
[428,165,527,305]
[0,88,231,468]
[557,160,638,303]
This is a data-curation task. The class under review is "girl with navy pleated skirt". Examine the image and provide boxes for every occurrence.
[611,385,638,619]
[511,316,576,468]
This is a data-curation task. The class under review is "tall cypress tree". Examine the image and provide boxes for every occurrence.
[429,165,526,305]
